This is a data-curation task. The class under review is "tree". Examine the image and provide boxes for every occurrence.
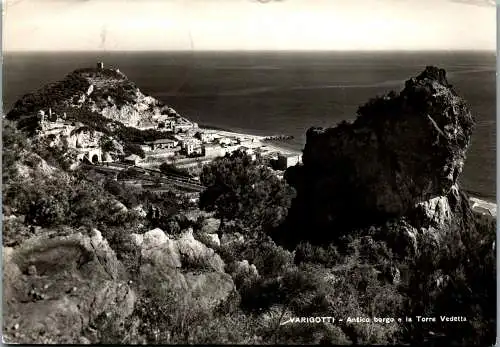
[199,150,294,236]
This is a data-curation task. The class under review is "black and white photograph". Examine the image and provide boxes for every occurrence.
[2,0,497,345]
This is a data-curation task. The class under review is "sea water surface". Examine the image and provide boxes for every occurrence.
[3,51,496,200]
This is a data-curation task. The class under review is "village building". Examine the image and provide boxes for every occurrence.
[136,121,157,131]
[124,154,142,165]
[238,146,256,161]
[157,119,175,131]
[203,143,224,158]
[172,117,198,134]
[253,146,272,158]
[276,153,302,170]
[144,138,179,151]
[147,148,178,159]
[197,132,217,143]
[174,123,196,133]
[76,148,102,164]
[181,138,203,156]
[216,137,235,146]
[139,144,152,153]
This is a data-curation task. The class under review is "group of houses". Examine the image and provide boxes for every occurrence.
[127,126,302,171]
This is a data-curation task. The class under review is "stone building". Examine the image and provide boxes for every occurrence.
[182,139,203,156]
[203,144,223,158]
[145,139,179,151]
[124,154,141,165]
[276,153,301,170]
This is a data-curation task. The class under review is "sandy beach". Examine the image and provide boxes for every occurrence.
[199,127,303,156]
[469,197,497,218]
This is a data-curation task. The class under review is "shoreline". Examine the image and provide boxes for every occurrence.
[468,196,497,218]
[199,127,303,156]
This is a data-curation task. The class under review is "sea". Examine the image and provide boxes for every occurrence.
[3,51,496,201]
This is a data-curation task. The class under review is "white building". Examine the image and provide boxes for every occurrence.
[182,138,203,156]
[217,137,235,146]
[238,146,256,161]
[276,153,302,169]
[203,144,224,158]
[157,119,175,131]
[145,139,179,151]
[198,132,217,143]
[124,154,142,165]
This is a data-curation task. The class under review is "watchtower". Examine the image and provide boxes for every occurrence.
[97,61,104,70]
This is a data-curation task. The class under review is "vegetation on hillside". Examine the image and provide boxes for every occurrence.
[199,150,294,236]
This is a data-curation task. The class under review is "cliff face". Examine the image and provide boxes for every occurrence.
[282,67,475,245]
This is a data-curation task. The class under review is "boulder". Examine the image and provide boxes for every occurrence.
[199,217,221,234]
[204,233,221,248]
[135,228,181,268]
[132,228,233,311]
[2,230,135,344]
[13,150,58,180]
[177,228,225,272]
[184,271,234,309]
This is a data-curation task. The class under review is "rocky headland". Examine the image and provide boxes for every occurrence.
[7,65,179,130]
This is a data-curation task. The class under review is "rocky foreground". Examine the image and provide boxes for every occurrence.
[2,66,496,345]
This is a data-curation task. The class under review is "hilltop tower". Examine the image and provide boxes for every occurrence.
[97,61,104,70]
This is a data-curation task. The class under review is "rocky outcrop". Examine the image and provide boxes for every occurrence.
[12,150,59,180]
[199,217,221,235]
[3,225,236,344]
[2,229,134,344]
[281,67,475,246]
[130,228,234,310]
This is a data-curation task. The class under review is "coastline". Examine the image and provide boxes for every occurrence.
[468,196,497,218]
[199,127,302,156]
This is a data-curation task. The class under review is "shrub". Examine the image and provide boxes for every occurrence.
[294,241,340,267]
[402,219,496,346]
[240,240,294,278]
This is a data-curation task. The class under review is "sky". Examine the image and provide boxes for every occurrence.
[3,0,497,51]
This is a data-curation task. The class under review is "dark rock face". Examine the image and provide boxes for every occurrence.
[281,67,475,245]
